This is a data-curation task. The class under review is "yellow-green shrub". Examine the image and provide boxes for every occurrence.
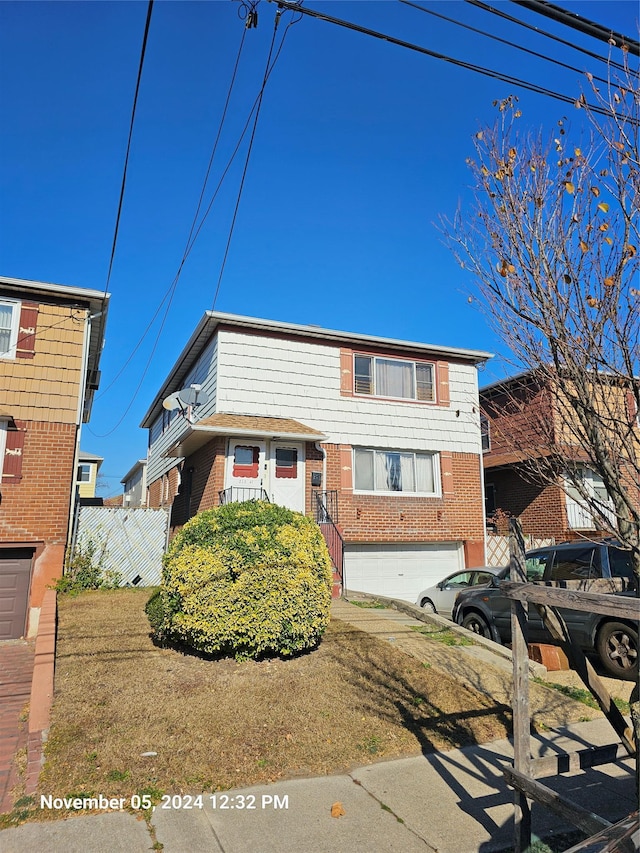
[153,501,332,659]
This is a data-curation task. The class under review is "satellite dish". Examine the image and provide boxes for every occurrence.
[178,385,209,407]
[162,392,182,411]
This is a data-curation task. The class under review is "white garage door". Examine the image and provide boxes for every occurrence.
[344,542,463,604]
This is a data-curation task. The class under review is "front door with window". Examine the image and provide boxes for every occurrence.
[225,439,266,501]
[269,442,305,512]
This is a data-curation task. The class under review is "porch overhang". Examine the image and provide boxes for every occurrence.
[164,414,327,458]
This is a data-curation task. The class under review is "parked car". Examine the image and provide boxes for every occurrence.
[451,540,638,680]
[416,567,502,619]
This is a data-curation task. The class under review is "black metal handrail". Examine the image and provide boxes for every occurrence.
[314,490,344,590]
[313,489,339,524]
[218,487,270,505]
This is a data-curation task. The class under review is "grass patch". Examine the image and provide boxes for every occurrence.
[411,625,474,647]
[535,679,630,714]
[350,600,387,609]
[7,589,512,822]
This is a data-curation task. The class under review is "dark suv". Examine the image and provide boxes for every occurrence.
[452,541,638,680]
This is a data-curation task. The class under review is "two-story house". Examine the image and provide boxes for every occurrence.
[142,312,491,603]
[76,450,103,500]
[0,275,108,639]
[481,369,639,539]
[121,459,148,507]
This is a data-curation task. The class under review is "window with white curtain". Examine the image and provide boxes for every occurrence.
[353,354,435,402]
[353,448,439,495]
[0,300,19,359]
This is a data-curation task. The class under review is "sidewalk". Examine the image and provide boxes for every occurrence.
[1,717,635,853]
[0,601,636,852]
[0,641,34,813]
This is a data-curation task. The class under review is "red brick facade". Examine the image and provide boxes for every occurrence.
[151,441,485,567]
[484,467,567,539]
[0,278,106,639]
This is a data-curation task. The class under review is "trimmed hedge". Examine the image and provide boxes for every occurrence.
[149,501,332,660]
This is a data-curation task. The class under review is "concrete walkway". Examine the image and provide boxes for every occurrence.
[0,600,636,852]
[0,641,34,813]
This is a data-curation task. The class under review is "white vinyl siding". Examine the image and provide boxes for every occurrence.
[147,336,218,483]
[216,330,482,454]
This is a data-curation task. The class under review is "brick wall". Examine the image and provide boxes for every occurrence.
[0,419,77,607]
[148,439,486,567]
[485,467,567,539]
[323,444,485,566]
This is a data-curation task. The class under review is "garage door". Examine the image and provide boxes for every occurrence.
[344,542,463,604]
[0,549,33,640]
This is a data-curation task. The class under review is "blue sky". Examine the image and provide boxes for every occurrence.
[1,1,637,495]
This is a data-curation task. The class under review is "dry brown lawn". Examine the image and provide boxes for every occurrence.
[36,589,511,801]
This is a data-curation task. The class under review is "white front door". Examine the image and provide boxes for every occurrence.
[225,439,266,500]
[268,442,305,512]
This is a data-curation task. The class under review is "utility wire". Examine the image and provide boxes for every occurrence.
[466,0,630,73]
[90,6,299,436]
[268,0,626,119]
[96,22,250,402]
[511,0,640,57]
[90,22,251,435]
[211,10,282,309]
[399,0,613,88]
[88,0,154,391]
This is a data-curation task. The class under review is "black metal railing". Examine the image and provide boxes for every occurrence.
[218,487,270,505]
[313,489,339,524]
[314,490,344,591]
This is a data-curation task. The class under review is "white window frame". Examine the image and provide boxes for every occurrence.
[0,299,20,360]
[565,466,615,530]
[77,463,92,483]
[353,354,436,403]
[353,447,441,496]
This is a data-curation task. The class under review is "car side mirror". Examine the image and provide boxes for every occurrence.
[437,581,444,590]
[490,575,501,588]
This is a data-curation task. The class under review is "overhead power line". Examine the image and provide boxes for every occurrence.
[88,0,154,392]
[267,0,625,118]
[511,0,640,57]
[95,22,251,406]
[466,1,629,74]
[91,5,301,436]
[399,0,613,88]
[211,10,287,309]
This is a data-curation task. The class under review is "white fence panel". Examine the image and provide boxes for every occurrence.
[486,535,556,567]
[76,506,169,586]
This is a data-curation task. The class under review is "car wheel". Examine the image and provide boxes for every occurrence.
[596,622,639,681]
[420,599,436,613]
[462,612,492,639]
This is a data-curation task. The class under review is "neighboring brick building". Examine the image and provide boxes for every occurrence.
[141,311,492,603]
[0,276,108,639]
[481,370,639,540]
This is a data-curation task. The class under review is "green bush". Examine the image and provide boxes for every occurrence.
[144,589,165,634]
[153,501,333,659]
[56,535,122,595]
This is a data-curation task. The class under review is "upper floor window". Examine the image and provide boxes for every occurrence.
[353,447,439,495]
[480,415,491,452]
[0,300,19,359]
[354,355,435,402]
[77,464,92,482]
